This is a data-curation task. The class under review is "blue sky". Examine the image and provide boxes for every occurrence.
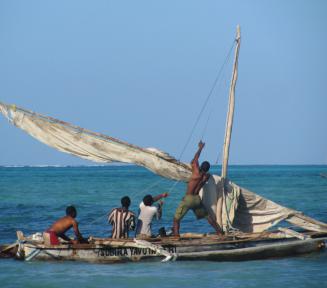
[0,0,326,166]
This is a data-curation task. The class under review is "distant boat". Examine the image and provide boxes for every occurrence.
[1,26,327,263]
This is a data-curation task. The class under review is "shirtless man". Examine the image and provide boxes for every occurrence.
[45,206,86,245]
[173,141,223,236]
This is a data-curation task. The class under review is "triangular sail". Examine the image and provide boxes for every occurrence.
[1,102,327,233]
[0,102,191,181]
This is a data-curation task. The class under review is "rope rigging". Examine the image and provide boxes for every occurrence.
[178,40,236,162]
[145,40,236,196]
[84,40,237,230]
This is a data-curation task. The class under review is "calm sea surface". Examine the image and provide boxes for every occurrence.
[1,165,327,287]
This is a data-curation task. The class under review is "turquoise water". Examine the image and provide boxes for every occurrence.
[1,165,327,287]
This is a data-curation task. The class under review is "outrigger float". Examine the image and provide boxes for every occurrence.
[1,26,327,263]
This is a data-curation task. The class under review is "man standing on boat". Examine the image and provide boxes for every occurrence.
[108,196,136,239]
[173,141,223,236]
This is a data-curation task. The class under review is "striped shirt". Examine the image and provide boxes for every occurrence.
[108,208,136,239]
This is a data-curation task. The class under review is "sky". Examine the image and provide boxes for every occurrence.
[0,0,326,166]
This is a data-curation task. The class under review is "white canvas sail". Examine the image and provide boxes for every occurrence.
[0,102,191,181]
[1,102,327,233]
[201,178,327,233]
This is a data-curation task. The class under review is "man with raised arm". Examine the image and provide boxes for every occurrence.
[172,141,223,236]
[135,193,168,238]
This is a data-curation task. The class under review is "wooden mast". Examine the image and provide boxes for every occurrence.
[221,25,241,180]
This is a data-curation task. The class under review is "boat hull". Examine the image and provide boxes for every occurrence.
[18,237,326,263]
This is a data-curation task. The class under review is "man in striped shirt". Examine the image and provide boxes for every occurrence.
[108,196,136,239]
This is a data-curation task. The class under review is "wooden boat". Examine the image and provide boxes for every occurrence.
[0,243,18,259]
[15,230,326,263]
[1,26,327,263]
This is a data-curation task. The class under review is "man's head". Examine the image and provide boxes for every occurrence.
[200,161,210,173]
[121,196,131,209]
[143,194,154,206]
[66,206,77,218]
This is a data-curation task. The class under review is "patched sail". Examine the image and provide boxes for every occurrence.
[232,185,327,233]
[200,177,327,233]
[1,102,327,233]
[0,102,191,181]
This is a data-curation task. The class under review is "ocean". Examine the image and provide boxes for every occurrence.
[1,165,327,287]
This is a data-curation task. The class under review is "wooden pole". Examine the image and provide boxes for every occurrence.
[221,25,241,180]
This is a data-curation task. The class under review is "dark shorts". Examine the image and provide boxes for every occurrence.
[174,195,208,221]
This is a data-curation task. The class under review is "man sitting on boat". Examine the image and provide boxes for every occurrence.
[136,193,168,238]
[108,196,136,239]
[45,206,87,245]
[173,141,223,236]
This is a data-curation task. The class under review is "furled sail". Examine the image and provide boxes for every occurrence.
[0,102,191,181]
[1,102,327,233]
[233,184,327,233]
[201,176,327,233]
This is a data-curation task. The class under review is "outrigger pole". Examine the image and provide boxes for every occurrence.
[221,25,241,180]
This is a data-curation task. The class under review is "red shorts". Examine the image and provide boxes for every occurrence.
[45,230,60,245]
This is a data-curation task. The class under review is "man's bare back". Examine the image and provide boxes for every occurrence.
[186,172,210,196]
[47,206,85,243]
[49,216,79,235]
[185,141,210,196]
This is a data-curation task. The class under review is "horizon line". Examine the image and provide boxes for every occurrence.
[1,163,326,168]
